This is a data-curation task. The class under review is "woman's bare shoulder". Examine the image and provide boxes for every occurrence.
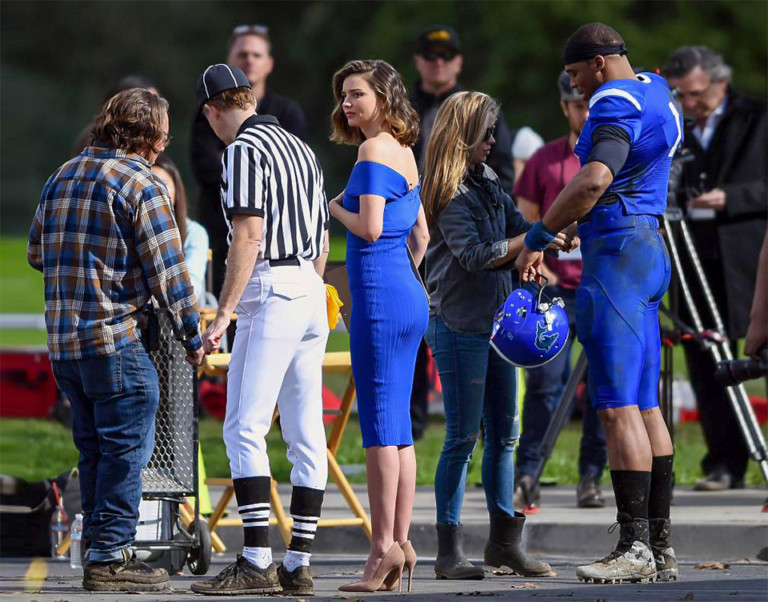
[357,136,394,162]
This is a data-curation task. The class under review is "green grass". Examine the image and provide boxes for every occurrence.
[0,235,347,348]
[0,237,46,346]
[2,416,765,488]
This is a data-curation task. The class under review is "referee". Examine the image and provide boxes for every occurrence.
[191,64,330,597]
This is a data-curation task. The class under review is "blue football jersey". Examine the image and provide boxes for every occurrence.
[575,72,684,216]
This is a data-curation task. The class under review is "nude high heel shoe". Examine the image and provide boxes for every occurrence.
[380,541,417,592]
[339,543,405,593]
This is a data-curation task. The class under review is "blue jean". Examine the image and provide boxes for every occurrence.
[426,315,519,525]
[515,287,607,479]
[52,340,159,562]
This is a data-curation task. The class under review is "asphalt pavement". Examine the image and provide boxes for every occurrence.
[2,554,767,602]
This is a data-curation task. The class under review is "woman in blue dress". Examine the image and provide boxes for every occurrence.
[329,59,429,593]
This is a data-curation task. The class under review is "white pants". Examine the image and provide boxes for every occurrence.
[224,258,329,489]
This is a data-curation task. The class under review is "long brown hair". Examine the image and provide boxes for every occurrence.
[330,59,419,146]
[421,92,499,226]
[91,88,169,155]
[152,153,188,244]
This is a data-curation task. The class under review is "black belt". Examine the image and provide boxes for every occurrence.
[268,257,300,267]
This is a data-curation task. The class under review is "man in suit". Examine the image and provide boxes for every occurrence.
[663,45,767,491]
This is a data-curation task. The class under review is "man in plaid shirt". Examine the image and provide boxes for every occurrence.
[28,88,204,592]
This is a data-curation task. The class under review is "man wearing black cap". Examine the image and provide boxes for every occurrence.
[190,64,330,597]
[191,25,307,299]
[410,25,515,192]
[407,26,517,442]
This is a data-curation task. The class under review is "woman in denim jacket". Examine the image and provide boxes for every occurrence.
[422,92,568,581]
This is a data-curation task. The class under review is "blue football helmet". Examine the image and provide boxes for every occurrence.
[490,280,569,368]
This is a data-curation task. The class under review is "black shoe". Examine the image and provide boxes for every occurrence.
[83,551,169,592]
[577,474,606,508]
[191,555,282,595]
[650,518,678,582]
[693,470,743,491]
[513,475,540,512]
[277,563,315,596]
[434,523,485,580]
[484,512,551,577]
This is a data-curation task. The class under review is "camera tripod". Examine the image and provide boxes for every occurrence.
[525,209,768,502]
[661,206,768,486]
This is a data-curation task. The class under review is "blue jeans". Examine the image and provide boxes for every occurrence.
[515,287,606,479]
[52,341,159,562]
[426,315,519,525]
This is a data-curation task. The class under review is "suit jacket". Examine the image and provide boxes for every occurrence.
[678,90,767,338]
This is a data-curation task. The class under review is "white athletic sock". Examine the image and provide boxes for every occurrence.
[242,546,272,569]
[283,550,311,572]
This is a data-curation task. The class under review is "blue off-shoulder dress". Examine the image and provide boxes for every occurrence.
[343,161,429,448]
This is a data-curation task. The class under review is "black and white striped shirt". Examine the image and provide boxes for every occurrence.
[220,114,328,261]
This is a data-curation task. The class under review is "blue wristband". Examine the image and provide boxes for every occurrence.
[524,221,557,251]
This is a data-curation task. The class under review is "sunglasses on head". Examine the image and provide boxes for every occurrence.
[420,47,458,62]
[483,125,496,142]
[232,24,269,36]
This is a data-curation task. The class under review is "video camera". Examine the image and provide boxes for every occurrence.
[666,147,695,221]
[715,348,768,387]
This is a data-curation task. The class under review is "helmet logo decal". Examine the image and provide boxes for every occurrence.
[535,321,559,352]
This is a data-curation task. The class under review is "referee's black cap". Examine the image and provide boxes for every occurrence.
[196,64,251,106]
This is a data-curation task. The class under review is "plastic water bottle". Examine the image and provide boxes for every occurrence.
[70,513,83,569]
[50,502,69,560]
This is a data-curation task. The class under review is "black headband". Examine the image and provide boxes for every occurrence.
[563,42,628,65]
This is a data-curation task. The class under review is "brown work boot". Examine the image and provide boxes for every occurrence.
[191,555,282,595]
[577,474,606,508]
[277,563,315,596]
[83,551,169,592]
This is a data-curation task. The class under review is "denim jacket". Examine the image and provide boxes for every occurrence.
[425,164,532,334]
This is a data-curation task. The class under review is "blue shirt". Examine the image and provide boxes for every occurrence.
[28,145,201,359]
[575,73,684,216]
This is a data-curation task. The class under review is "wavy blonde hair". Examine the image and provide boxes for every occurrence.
[421,92,499,226]
[330,59,419,146]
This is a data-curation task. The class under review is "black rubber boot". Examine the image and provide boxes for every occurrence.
[434,523,485,580]
[484,512,551,577]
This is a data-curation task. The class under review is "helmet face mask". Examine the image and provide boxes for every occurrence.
[490,283,570,368]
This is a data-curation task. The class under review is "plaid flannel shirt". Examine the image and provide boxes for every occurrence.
[28,145,202,360]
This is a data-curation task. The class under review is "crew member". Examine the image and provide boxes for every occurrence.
[663,46,767,491]
[190,25,307,297]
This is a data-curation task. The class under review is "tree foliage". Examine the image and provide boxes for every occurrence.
[1,0,765,232]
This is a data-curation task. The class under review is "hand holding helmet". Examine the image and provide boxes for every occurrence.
[490,277,570,368]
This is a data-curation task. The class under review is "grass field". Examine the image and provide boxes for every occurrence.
[1,416,766,488]
[2,234,766,488]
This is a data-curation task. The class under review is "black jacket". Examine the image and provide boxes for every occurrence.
[189,87,306,231]
[425,164,531,334]
[678,90,767,338]
[410,81,516,194]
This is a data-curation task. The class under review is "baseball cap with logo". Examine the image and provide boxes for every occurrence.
[196,63,251,106]
[417,25,461,60]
